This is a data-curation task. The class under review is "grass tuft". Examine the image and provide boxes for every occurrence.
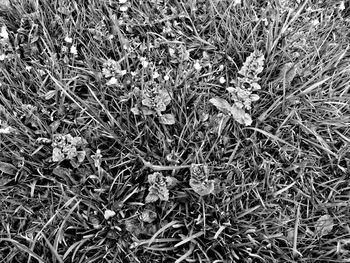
[1,0,350,262]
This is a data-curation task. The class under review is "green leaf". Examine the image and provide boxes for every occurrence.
[209,97,232,114]
[159,114,175,125]
[130,107,140,115]
[52,147,65,162]
[0,161,18,175]
[189,179,215,196]
[141,107,155,115]
[159,89,172,107]
[315,215,334,237]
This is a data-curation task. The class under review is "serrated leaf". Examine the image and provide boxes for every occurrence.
[315,214,334,237]
[0,161,18,175]
[159,114,175,125]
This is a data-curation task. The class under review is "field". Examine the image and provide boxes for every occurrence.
[1,0,350,262]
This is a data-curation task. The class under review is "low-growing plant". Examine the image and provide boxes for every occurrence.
[210,50,265,126]
[51,134,87,168]
[189,164,215,196]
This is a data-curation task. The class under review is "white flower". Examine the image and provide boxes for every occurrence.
[119,0,127,3]
[104,209,116,220]
[106,77,118,86]
[140,57,149,68]
[70,45,77,55]
[120,5,128,12]
[153,71,160,79]
[193,60,202,71]
[233,0,241,5]
[64,36,73,43]
[0,25,9,39]
[219,76,226,84]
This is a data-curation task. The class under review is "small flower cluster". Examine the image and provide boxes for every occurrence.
[228,50,264,111]
[0,25,14,61]
[0,119,16,134]
[145,172,178,203]
[102,58,127,86]
[131,82,175,125]
[61,35,78,63]
[189,164,215,196]
[52,134,87,167]
[210,50,264,126]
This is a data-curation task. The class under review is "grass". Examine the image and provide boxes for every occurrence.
[1,0,350,262]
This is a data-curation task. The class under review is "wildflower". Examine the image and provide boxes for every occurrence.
[234,0,241,5]
[145,172,169,203]
[227,86,259,110]
[64,36,73,43]
[189,164,215,196]
[0,25,9,39]
[102,59,126,78]
[106,77,118,86]
[139,57,149,68]
[120,5,128,12]
[139,207,157,223]
[141,84,172,115]
[209,97,253,126]
[238,50,265,81]
[219,76,226,84]
[61,45,68,53]
[70,45,77,55]
[153,71,160,79]
[51,134,87,167]
[193,60,202,71]
[91,149,102,168]
[104,209,116,220]
[0,120,16,134]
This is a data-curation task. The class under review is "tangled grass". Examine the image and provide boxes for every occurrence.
[1,0,350,262]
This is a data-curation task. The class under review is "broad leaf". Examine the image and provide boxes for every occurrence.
[189,179,215,196]
[315,215,334,237]
[0,161,18,175]
[159,114,175,125]
[229,104,253,126]
[209,97,232,114]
